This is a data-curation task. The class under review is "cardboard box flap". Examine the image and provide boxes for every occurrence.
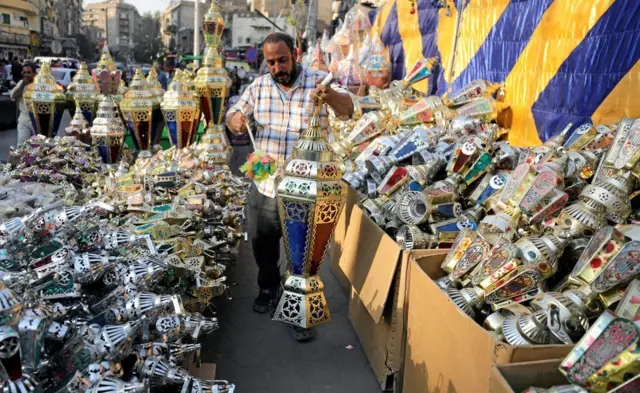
[491,360,567,393]
[340,205,402,323]
[405,256,497,393]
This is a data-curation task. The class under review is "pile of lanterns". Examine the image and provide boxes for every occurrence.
[0,2,247,391]
[304,4,640,391]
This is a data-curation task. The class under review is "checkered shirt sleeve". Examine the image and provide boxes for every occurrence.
[229,68,339,198]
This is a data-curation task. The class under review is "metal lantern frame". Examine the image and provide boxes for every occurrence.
[161,71,201,149]
[24,62,66,138]
[66,62,99,125]
[121,69,164,152]
[272,102,348,329]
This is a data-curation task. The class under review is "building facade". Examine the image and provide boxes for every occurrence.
[231,12,296,49]
[0,0,56,58]
[82,0,141,56]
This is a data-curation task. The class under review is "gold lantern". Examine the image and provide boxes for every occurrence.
[91,96,127,164]
[91,44,122,96]
[120,69,164,152]
[66,62,98,125]
[195,1,231,151]
[161,70,201,149]
[146,67,165,105]
[272,101,348,329]
[24,62,66,138]
[65,105,91,144]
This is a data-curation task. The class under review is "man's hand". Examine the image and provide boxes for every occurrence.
[310,84,354,119]
[227,111,248,135]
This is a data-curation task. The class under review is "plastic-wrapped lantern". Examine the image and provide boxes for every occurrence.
[364,34,391,89]
[337,44,366,96]
[66,62,98,124]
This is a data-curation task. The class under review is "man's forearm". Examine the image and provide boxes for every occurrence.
[10,81,24,101]
[325,91,354,119]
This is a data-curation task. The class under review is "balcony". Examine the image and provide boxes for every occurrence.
[0,30,31,46]
[2,0,38,15]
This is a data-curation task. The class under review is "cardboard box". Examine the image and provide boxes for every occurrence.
[403,253,573,393]
[490,360,568,393]
[329,186,358,295]
[341,205,450,391]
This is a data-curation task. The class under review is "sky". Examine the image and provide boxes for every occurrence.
[83,0,171,15]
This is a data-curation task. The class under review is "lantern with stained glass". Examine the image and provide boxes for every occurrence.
[161,70,201,149]
[24,62,66,138]
[272,102,348,329]
[120,69,164,153]
[91,44,122,96]
[195,1,231,153]
[66,62,98,124]
[91,96,127,164]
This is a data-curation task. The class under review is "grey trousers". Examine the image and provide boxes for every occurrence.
[246,183,282,290]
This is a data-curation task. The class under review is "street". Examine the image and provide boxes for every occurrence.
[0,111,72,160]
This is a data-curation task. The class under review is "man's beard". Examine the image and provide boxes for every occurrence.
[271,65,297,86]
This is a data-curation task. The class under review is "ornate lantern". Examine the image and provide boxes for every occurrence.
[65,105,92,144]
[23,62,66,138]
[91,44,122,96]
[195,1,231,152]
[66,62,99,124]
[147,67,165,105]
[121,69,164,153]
[161,70,201,149]
[91,96,127,164]
[272,101,348,329]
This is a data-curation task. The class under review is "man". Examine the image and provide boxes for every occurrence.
[154,61,168,90]
[11,57,22,84]
[226,32,354,341]
[10,63,36,144]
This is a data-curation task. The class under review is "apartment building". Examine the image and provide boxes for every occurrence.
[83,0,141,55]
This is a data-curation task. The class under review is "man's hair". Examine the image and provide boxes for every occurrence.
[23,63,36,73]
[262,32,295,53]
[13,57,19,62]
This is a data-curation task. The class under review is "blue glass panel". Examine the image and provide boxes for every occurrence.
[97,145,108,163]
[167,120,178,146]
[52,110,63,137]
[127,121,140,150]
[408,181,423,191]
[285,219,308,275]
[82,111,93,125]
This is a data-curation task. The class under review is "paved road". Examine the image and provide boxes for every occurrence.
[0,111,72,161]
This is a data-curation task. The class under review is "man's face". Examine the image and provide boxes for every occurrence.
[23,66,35,83]
[263,41,295,85]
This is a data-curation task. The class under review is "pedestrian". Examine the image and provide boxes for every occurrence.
[10,63,36,145]
[225,32,354,342]
[11,57,22,83]
[154,61,168,90]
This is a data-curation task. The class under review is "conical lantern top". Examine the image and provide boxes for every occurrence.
[146,67,165,103]
[70,105,89,129]
[96,44,117,71]
[31,62,60,89]
[166,69,184,92]
[129,68,149,91]
[70,62,93,86]
[292,102,331,161]
[202,1,225,49]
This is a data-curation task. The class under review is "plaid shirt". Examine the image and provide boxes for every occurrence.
[229,67,333,198]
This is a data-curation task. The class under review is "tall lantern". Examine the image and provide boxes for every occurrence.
[91,44,122,96]
[120,69,163,153]
[24,62,66,138]
[195,1,231,152]
[161,70,201,149]
[272,102,347,329]
[66,62,98,124]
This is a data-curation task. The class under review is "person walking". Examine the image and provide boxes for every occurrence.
[11,57,22,85]
[10,63,36,144]
[225,32,354,342]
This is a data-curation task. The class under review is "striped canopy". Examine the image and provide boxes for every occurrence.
[369,0,640,147]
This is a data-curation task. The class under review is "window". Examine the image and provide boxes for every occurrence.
[2,14,10,25]
[237,36,243,44]
[245,37,250,44]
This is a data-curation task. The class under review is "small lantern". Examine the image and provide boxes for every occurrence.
[120,69,164,153]
[161,70,201,149]
[66,62,98,124]
[91,44,122,96]
[91,96,127,164]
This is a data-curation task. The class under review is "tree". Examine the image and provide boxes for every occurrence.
[75,33,95,61]
[133,13,164,63]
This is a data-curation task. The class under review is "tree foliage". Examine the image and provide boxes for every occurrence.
[133,13,164,63]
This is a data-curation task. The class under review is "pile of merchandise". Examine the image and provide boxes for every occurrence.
[309,5,640,391]
[0,135,246,392]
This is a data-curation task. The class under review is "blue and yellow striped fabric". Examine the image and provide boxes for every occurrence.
[369,0,640,147]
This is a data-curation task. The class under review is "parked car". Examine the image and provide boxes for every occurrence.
[49,68,77,90]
